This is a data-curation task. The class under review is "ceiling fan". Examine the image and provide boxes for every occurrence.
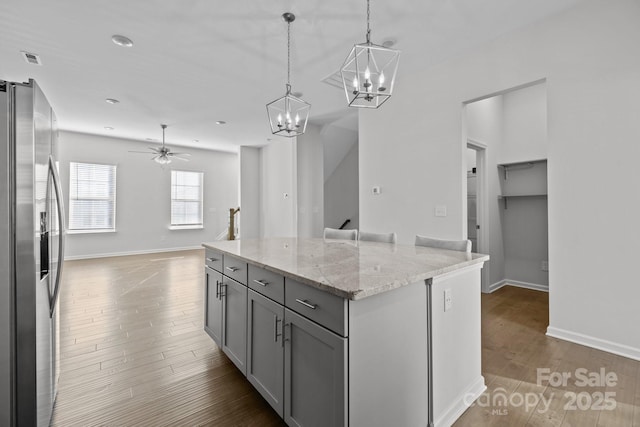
[129,124,190,165]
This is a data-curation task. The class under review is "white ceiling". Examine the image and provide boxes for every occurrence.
[0,0,585,152]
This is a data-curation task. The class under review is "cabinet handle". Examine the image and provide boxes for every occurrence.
[295,299,317,310]
[219,283,226,300]
[253,279,269,287]
[226,266,239,273]
[274,316,282,342]
[215,280,220,299]
[207,257,218,262]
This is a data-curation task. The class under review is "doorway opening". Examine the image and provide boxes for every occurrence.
[462,80,549,296]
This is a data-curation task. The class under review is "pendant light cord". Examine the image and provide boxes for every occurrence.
[287,19,291,93]
[366,0,371,44]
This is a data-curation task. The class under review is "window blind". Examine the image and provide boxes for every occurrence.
[68,162,117,231]
[171,170,203,227]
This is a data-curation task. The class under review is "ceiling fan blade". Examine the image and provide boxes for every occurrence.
[129,150,155,154]
[168,152,191,156]
[172,156,190,161]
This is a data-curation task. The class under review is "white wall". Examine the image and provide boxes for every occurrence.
[58,131,238,259]
[501,83,548,163]
[259,139,297,238]
[360,0,640,358]
[322,124,357,180]
[296,125,324,238]
[325,142,359,231]
[239,146,260,239]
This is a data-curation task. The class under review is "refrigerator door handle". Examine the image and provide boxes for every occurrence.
[48,155,66,317]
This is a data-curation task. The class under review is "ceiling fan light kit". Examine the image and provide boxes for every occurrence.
[129,124,191,165]
[340,0,400,109]
[266,12,311,138]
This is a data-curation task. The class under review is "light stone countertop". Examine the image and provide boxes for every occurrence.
[202,237,489,301]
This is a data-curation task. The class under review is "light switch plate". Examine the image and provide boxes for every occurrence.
[372,186,381,195]
[435,205,447,217]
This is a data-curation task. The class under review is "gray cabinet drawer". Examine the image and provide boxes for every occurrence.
[248,265,285,304]
[205,249,223,273]
[224,254,247,286]
[285,279,347,337]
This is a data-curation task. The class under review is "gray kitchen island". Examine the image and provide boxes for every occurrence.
[202,237,489,427]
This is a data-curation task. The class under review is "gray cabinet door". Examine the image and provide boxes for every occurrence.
[222,277,247,375]
[284,309,347,427]
[247,290,284,416]
[204,267,223,347]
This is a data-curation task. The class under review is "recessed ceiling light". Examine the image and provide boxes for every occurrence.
[111,35,133,47]
[145,138,156,141]
[216,121,226,125]
[105,98,120,104]
[104,126,114,131]
[382,38,397,48]
[193,139,199,143]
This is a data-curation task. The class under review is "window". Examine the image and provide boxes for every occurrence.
[68,162,117,232]
[171,170,203,229]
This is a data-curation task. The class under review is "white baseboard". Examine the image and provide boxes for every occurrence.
[64,246,203,261]
[488,279,508,293]
[546,327,640,362]
[488,279,548,293]
[434,376,486,427]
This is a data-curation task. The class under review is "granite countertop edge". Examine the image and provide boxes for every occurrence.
[202,240,489,301]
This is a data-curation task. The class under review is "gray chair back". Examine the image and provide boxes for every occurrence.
[415,235,471,253]
[324,227,358,241]
[359,231,397,244]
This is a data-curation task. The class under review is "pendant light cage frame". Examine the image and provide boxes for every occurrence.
[340,0,400,108]
[267,12,311,138]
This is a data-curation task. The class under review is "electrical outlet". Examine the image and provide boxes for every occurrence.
[541,261,549,272]
[444,289,453,312]
[435,205,447,217]
[372,186,381,195]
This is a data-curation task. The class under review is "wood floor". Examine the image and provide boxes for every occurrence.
[456,286,640,426]
[50,249,284,427]
[50,250,640,426]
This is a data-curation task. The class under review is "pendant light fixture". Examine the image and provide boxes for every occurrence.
[340,0,400,108]
[266,12,311,137]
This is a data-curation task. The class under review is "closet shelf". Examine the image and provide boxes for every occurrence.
[498,194,547,198]
[499,194,547,209]
[497,159,547,168]
[498,159,547,180]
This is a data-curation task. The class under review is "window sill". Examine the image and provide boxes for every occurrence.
[67,229,116,235]
[169,225,203,231]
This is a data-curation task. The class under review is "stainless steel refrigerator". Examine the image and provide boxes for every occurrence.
[1,79,66,426]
